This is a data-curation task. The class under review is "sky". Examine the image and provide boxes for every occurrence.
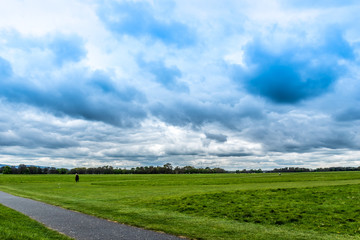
[1,0,360,170]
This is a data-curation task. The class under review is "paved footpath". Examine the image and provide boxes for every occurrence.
[0,191,184,240]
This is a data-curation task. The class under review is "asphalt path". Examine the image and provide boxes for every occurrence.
[0,191,184,240]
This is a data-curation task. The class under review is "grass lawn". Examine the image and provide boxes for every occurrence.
[0,204,72,240]
[1,172,360,239]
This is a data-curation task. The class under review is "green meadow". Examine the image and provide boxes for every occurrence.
[1,172,360,240]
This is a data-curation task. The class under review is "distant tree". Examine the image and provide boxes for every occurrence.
[102,165,114,174]
[28,166,38,174]
[70,167,86,174]
[113,168,123,174]
[57,168,69,174]
[163,163,173,174]
[48,167,58,174]
[18,164,28,174]
[11,166,18,174]
[3,166,12,174]
[36,167,43,174]
[213,167,226,173]
[174,166,181,174]
[183,166,195,174]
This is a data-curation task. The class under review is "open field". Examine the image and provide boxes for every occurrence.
[1,172,360,239]
[0,203,72,240]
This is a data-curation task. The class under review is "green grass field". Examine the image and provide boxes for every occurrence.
[1,172,360,239]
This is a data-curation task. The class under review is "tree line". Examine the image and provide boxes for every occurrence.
[0,163,226,174]
[2,164,360,175]
[234,166,360,173]
[269,166,360,172]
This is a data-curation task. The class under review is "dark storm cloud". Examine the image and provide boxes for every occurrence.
[97,0,196,47]
[235,28,354,104]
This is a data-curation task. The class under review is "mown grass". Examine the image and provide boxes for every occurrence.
[150,185,360,235]
[1,172,360,239]
[0,204,72,240]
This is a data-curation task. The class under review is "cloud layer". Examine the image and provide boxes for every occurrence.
[0,0,360,170]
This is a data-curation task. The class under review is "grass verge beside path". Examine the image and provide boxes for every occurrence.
[0,204,73,240]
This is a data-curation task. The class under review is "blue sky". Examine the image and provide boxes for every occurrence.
[1,0,360,170]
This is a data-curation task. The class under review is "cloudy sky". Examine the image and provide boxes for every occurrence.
[1,0,360,170]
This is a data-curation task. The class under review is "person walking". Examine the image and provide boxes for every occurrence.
[75,173,79,183]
